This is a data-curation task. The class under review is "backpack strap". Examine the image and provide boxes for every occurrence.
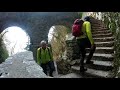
[39,47,42,59]
[47,47,52,60]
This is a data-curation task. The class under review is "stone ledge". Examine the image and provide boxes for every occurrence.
[0,51,49,78]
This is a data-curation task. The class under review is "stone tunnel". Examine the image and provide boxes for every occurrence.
[0,12,79,61]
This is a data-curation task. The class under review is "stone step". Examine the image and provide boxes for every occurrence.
[91,60,113,67]
[95,41,114,47]
[74,59,113,66]
[58,73,82,78]
[91,24,102,26]
[91,24,105,26]
[90,19,102,22]
[91,21,102,24]
[71,66,112,78]
[92,33,113,38]
[93,37,114,42]
[73,60,113,71]
[91,23,103,26]
[91,23,106,26]
[92,26,105,28]
[92,28,103,30]
[91,25,102,27]
[92,30,111,34]
[92,28,108,31]
[85,62,113,71]
[86,47,114,54]
[86,53,114,61]
[92,29,109,32]
[91,24,105,27]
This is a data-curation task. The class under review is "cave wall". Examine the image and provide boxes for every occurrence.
[0,12,79,61]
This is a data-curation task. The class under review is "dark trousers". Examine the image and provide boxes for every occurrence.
[77,38,96,67]
[41,61,55,77]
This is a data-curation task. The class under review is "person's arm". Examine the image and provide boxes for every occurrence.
[47,47,53,61]
[37,48,41,65]
[85,22,94,45]
[50,48,54,61]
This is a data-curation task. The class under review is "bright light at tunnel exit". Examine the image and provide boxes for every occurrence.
[2,26,30,56]
[48,26,55,43]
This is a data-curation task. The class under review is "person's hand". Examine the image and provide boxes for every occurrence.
[72,36,76,41]
[91,44,96,50]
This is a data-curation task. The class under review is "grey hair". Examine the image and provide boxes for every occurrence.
[40,40,47,45]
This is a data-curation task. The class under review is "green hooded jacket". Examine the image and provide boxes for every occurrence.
[37,47,53,65]
[76,21,94,45]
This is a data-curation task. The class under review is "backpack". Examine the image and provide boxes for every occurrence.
[72,19,84,37]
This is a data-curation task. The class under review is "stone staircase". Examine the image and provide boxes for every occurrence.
[71,17,115,78]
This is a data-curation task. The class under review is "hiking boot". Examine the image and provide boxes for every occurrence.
[80,67,87,72]
[86,61,94,64]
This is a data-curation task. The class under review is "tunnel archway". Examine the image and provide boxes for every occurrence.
[48,25,69,61]
[0,12,79,60]
[2,26,30,56]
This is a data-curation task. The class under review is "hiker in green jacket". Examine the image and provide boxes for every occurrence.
[37,40,55,77]
[76,16,96,72]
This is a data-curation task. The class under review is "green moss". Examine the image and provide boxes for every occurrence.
[113,31,120,76]
[92,12,120,77]
[66,27,71,34]
[0,34,9,63]
[109,22,116,34]
[78,12,83,18]
[116,72,120,78]
[0,46,9,63]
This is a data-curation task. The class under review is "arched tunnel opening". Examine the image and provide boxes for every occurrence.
[48,25,71,75]
[48,25,69,61]
[1,26,30,56]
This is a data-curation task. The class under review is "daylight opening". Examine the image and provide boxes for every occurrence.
[2,26,30,56]
[48,25,69,61]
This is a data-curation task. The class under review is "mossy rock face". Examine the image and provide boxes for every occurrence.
[100,12,120,77]
[0,35,9,63]
[56,59,72,74]
[0,47,9,63]
[116,72,120,78]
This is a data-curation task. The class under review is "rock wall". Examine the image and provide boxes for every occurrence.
[101,12,120,78]
[56,33,80,75]
[0,51,49,78]
[65,34,80,61]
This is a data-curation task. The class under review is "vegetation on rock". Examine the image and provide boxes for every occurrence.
[0,32,9,63]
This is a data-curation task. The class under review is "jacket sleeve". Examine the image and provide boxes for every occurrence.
[37,48,40,65]
[50,50,53,61]
[48,47,53,61]
[85,22,94,45]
